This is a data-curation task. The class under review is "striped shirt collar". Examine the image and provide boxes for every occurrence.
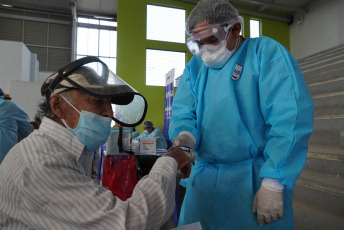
[40,117,85,158]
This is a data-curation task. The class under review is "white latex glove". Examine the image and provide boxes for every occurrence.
[253,179,284,227]
[173,131,196,164]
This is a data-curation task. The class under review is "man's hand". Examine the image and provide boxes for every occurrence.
[173,132,196,164]
[253,183,284,227]
[165,146,191,179]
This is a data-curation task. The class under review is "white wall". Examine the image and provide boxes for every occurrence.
[10,80,44,121]
[0,40,39,93]
[290,0,344,59]
[0,40,42,120]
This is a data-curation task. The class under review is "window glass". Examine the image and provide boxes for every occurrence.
[87,28,99,56]
[250,19,260,38]
[146,49,185,86]
[99,30,110,57]
[147,5,186,43]
[76,17,117,72]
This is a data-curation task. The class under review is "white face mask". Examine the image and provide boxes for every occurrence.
[201,34,239,69]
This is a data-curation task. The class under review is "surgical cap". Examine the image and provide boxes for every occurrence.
[143,120,154,128]
[186,0,239,35]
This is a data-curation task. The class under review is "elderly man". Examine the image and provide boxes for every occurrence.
[0,89,32,163]
[169,0,313,229]
[0,57,191,229]
[135,120,167,149]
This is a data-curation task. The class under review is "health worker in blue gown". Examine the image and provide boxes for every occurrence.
[0,90,32,164]
[169,0,314,229]
[135,120,167,150]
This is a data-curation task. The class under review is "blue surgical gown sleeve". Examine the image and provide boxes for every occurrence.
[0,100,32,163]
[132,130,140,139]
[134,131,148,140]
[15,107,33,140]
[257,38,314,189]
[169,57,202,147]
[151,128,167,149]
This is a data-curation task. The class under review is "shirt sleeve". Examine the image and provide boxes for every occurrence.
[257,37,314,189]
[20,155,178,230]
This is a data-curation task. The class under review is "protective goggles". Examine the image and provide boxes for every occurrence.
[41,56,147,127]
[186,24,232,56]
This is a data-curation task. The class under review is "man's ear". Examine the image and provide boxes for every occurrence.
[50,95,65,119]
[232,22,242,37]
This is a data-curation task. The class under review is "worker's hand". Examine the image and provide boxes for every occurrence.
[253,182,284,227]
[165,146,191,179]
[173,132,196,164]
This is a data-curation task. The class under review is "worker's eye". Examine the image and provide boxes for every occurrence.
[201,36,219,45]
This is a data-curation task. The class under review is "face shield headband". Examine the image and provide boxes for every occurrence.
[45,56,147,127]
[186,24,232,56]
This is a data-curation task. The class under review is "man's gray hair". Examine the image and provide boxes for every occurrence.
[36,90,74,119]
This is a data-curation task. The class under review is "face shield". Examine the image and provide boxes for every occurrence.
[41,56,147,127]
[186,24,231,56]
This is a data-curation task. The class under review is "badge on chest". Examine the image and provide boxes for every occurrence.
[231,64,243,81]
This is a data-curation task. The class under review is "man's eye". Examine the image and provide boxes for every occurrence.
[200,36,219,45]
[206,36,219,43]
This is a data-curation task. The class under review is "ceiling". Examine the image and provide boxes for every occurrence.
[0,0,314,23]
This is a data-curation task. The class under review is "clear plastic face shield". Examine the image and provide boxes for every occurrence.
[186,24,232,56]
[42,56,147,127]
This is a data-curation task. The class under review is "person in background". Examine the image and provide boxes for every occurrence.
[131,126,140,138]
[169,0,313,229]
[135,120,168,149]
[30,121,39,131]
[0,57,191,229]
[0,88,32,164]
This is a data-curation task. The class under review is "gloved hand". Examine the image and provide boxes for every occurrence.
[173,132,196,164]
[253,179,284,227]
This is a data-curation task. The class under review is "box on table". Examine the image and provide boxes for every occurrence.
[139,137,156,155]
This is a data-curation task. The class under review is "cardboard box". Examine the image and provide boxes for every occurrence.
[139,137,156,155]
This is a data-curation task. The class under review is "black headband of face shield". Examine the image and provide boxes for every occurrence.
[47,56,105,95]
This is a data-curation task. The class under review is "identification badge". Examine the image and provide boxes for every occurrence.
[231,64,243,80]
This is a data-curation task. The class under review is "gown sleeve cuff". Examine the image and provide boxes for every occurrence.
[178,131,196,146]
[262,178,285,191]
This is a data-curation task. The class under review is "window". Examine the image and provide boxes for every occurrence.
[146,49,185,87]
[76,17,117,73]
[146,5,187,86]
[147,5,185,43]
[250,19,260,38]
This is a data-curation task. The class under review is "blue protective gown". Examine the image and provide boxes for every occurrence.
[135,128,167,149]
[132,130,140,139]
[0,99,32,163]
[169,36,314,230]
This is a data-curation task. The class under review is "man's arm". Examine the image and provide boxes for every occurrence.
[18,147,189,229]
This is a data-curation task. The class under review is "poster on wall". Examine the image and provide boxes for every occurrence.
[163,68,175,147]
